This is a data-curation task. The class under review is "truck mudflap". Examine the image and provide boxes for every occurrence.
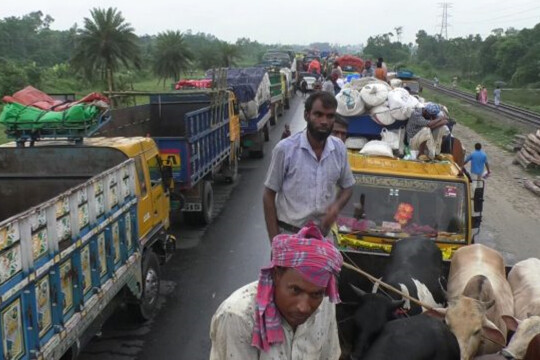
[42,253,141,360]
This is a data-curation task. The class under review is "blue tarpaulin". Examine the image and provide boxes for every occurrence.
[206,67,267,103]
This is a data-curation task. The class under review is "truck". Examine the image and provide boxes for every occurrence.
[98,87,241,226]
[334,114,490,356]
[209,68,271,158]
[0,136,175,360]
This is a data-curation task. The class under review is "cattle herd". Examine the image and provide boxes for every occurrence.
[338,238,540,360]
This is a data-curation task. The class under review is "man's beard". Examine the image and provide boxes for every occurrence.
[307,121,333,142]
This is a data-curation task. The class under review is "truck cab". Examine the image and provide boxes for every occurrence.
[335,153,484,260]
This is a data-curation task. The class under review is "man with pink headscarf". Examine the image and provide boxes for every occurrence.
[210,225,343,359]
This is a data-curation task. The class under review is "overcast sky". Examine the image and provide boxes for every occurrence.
[4,0,540,45]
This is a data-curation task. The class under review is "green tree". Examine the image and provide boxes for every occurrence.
[153,30,193,85]
[71,7,141,94]
[219,42,242,67]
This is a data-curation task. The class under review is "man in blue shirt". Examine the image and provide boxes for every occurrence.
[464,143,491,180]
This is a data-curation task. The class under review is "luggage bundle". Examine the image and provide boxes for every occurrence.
[0,86,109,136]
[336,78,423,126]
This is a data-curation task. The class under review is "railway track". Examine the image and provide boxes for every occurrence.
[418,79,540,128]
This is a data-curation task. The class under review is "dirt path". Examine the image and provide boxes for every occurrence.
[452,124,540,263]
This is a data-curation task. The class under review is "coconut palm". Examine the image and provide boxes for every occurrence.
[71,7,141,94]
[219,42,242,67]
[153,30,193,86]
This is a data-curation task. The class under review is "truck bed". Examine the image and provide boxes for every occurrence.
[0,158,138,360]
[0,146,128,222]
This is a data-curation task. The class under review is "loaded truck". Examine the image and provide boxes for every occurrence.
[208,68,271,158]
[98,87,240,226]
[0,136,175,360]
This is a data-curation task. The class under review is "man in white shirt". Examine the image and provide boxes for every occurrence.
[263,92,354,242]
[209,225,343,360]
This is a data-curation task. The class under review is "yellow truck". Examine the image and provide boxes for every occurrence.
[0,137,175,359]
[334,152,484,261]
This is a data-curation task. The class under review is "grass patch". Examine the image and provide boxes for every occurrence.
[422,88,522,148]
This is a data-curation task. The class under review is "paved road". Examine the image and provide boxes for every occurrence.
[79,95,307,360]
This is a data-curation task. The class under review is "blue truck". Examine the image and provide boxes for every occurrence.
[98,89,240,225]
[0,137,175,360]
[208,68,271,158]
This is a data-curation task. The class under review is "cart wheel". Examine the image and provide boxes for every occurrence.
[129,251,160,321]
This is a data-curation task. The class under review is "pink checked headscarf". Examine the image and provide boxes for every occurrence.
[251,224,343,352]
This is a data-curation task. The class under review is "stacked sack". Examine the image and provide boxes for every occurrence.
[335,77,423,127]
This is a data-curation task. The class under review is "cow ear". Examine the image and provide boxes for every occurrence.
[482,319,506,348]
[350,284,367,298]
[425,307,447,320]
[501,315,520,332]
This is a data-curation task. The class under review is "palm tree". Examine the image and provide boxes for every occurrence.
[219,42,242,67]
[153,30,193,86]
[71,7,141,95]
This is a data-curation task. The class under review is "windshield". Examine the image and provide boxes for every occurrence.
[338,174,468,242]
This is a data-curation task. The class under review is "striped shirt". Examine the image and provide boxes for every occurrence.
[265,130,355,228]
[406,108,430,140]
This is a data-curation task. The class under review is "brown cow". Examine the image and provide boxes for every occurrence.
[507,258,540,320]
[428,244,513,360]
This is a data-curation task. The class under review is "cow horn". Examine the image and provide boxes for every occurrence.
[350,284,367,298]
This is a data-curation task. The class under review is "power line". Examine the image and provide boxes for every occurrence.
[438,3,452,39]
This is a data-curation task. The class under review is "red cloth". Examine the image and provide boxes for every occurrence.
[175,79,213,90]
[307,60,321,74]
[251,224,343,352]
[337,55,364,72]
[2,86,109,111]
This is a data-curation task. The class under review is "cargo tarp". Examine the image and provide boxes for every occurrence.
[0,102,101,130]
[206,67,268,103]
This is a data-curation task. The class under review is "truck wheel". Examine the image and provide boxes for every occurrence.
[185,181,213,226]
[263,123,270,142]
[130,251,160,322]
[249,149,264,158]
[223,155,238,183]
[270,104,277,126]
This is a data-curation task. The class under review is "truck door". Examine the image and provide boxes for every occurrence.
[145,154,168,227]
[134,156,154,238]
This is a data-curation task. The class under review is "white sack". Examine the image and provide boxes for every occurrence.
[359,140,394,158]
[345,136,369,150]
[387,88,420,120]
[360,83,389,108]
[370,103,395,126]
[336,89,365,116]
[390,78,403,88]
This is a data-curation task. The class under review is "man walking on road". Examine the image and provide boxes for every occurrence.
[464,143,491,180]
[209,225,343,360]
[263,92,354,242]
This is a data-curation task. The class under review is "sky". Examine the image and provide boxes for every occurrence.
[3,0,540,46]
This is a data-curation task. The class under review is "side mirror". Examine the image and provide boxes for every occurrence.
[473,185,484,212]
[161,164,174,190]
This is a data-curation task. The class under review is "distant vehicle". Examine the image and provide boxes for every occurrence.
[298,72,322,91]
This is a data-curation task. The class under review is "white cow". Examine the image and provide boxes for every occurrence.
[428,244,514,360]
[508,258,540,319]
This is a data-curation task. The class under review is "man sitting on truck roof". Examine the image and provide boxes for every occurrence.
[209,225,343,360]
[406,103,450,161]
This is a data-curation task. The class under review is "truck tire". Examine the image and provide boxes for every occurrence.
[223,155,238,183]
[263,123,270,142]
[270,104,277,126]
[185,181,213,225]
[130,251,160,322]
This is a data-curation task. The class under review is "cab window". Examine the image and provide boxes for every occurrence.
[147,155,162,187]
[134,156,147,196]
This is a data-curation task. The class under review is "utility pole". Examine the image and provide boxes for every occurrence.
[438,3,452,39]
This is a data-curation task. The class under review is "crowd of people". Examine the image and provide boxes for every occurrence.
[210,56,493,359]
